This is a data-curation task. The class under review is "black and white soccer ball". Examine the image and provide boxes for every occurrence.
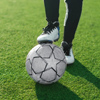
[26,43,67,84]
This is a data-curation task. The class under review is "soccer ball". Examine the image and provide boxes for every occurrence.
[26,43,67,84]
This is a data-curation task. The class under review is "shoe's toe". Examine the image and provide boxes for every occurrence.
[37,34,53,43]
[37,35,44,42]
[66,55,74,65]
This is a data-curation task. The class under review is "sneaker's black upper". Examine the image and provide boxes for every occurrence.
[42,21,59,34]
[61,41,72,56]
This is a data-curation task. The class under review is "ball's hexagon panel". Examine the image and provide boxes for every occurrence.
[30,71,41,82]
[56,61,66,76]
[32,57,47,74]
[45,43,55,49]
[53,47,65,60]
[26,44,41,62]
[26,59,32,75]
[41,68,56,82]
[39,79,53,84]
[37,45,52,58]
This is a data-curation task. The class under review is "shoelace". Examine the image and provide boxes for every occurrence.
[42,23,56,34]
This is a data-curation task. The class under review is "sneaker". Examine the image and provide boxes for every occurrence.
[37,21,60,43]
[61,41,75,64]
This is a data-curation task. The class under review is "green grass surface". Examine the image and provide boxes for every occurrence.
[0,0,100,100]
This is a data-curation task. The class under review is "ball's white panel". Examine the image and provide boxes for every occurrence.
[41,69,56,82]
[32,58,46,73]
[45,54,59,71]
[31,72,41,82]
[53,47,65,60]
[56,61,66,76]
[29,52,39,63]
[53,75,61,82]
[39,80,53,84]
[37,45,52,58]
[26,44,40,61]
[26,59,32,75]
[45,43,55,48]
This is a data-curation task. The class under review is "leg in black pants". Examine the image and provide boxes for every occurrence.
[64,0,83,44]
[44,0,60,22]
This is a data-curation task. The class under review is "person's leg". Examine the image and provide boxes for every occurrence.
[61,0,83,64]
[44,0,60,22]
[64,0,83,44]
[37,0,60,43]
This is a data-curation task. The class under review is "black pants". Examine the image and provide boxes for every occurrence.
[44,0,83,43]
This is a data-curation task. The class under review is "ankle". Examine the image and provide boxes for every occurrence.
[61,41,72,55]
[47,21,59,27]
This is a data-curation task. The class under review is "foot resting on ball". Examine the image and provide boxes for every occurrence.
[61,41,75,65]
[37,21,60,43]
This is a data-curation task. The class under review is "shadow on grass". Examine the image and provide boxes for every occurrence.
[35,59,100,100]
[35,82,82,100]
[67,59,100,89]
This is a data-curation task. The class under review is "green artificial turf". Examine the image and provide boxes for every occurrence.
[0,0,100,100]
